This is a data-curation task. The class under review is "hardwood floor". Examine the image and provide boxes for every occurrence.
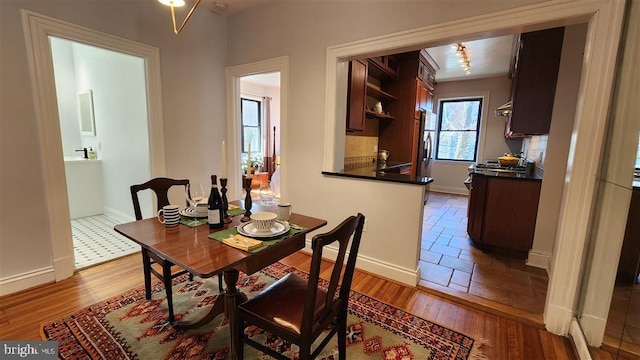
[1,250,619,359]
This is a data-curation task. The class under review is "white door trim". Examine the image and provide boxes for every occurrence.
[323,0,625,337]
[225,57,288,202]
[21,10,166,281]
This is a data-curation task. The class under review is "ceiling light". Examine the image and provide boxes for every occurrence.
[158,0,202,34]
[453,43,471,75]
[159,0,185,6]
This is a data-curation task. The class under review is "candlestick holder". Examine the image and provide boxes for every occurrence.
[241,176,252,222]
[220,178,231,224]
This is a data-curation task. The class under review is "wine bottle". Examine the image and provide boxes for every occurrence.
[208,175,223,229]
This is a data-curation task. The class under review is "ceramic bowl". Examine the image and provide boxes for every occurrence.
[250,212,277,231]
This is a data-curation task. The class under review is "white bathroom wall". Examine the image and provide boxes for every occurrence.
[70,42,151,221]
[50,37,82,158]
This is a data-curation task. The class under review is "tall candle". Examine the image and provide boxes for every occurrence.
[247,142,252,174]
[221,140,227,179]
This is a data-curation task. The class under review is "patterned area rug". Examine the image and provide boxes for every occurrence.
[41,263,485,359]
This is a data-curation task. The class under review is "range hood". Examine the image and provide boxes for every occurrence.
[495,101,512,117]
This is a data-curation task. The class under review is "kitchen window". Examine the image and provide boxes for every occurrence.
[435,98,482,161]
[241,97,262,156]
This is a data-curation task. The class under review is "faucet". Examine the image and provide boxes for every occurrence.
[75,148,88,159]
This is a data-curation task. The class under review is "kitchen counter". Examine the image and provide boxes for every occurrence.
[322,162,433,185]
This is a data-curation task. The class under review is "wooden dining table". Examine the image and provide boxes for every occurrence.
[114,200,326,358]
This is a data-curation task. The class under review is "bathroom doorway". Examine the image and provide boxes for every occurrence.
[49,37,151,269]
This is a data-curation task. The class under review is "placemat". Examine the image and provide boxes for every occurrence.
[209,226,304,253]
[180,207,246,227]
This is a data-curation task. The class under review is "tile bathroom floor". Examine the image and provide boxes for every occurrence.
[419,192,548,321]
[72,214,139,269]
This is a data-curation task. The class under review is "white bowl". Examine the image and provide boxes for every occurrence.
[196,203,208,215]
[250,212,277,231]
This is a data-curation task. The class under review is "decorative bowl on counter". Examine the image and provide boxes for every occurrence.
[498,156,520,166]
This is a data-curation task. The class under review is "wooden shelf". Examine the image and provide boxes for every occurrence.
[366,83,396,102]
[365,110,395,121]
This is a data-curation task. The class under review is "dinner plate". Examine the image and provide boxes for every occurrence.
[180,207,208,218]
[237,220,290,238]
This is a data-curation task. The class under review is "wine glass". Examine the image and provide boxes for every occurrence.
[259,181,275,207]
[185,183,205,226]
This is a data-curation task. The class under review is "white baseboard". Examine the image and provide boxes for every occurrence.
[0,266,56,296]
[429,185,468,196]
[104,206,135,223]
[578,313,607,347]
[527,250,550,271]
[53,254,75,281]
[302,238,419,286]
[570,318,593,360]
[544,303,574,335]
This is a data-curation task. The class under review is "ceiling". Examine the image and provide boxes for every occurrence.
[425,35,514,82]
[203,0,271,16]
[241,72,281,87]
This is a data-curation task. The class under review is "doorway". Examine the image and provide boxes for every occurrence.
[23,11,166,279]
[49,37,150,269]
[225,57,289,203]
[239,72,281,200]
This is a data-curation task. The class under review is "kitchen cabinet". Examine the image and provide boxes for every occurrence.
[369,55,399,78]
[346,60,367,131]
[467,173,542,253]
[379,50,437,174]
[505,27,564,138]
[467,174,488,240]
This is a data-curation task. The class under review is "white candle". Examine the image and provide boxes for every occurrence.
[247,142,252,174]
[221,140,227,179]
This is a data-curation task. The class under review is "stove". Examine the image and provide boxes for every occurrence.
[473,159,534,174]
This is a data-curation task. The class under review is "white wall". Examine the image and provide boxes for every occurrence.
[71,42,151,220]
[50,38,82,158]
[432,76,519,194]
[226,1,545,285]
[528,24,588,270]
[0,0,226,286]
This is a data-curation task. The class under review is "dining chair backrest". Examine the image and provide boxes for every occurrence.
[130,177,189,220]
[302,213,365,338]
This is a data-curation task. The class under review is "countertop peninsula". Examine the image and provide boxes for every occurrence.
[322,161,433,185]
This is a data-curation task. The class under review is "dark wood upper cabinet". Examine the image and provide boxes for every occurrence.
[346,60,367,132]
[506,27,564,137]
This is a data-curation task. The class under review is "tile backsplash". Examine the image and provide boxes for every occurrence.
[522,135,548,169]
[344,118,379,169]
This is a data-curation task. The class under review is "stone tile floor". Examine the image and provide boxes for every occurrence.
[419,192,548,315]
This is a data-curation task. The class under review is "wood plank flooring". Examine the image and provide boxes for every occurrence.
[0,251,620,359]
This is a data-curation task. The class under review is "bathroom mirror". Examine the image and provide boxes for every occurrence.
[78,89,96,136]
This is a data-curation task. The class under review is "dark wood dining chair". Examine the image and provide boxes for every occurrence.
[234,213,365,360]
[130,177,195,323]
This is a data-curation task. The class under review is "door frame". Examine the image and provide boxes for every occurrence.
[323,0,625,340]
[225,57,288,202]
[22,10,165,281]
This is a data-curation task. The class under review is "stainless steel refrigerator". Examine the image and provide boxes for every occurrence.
[416,110,433,203]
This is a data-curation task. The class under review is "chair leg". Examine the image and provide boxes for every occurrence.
[141,250,152,300]
[235,317,245,360]
[299,343,311,360]
[162,261,175,323]
[337,317,347,360]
